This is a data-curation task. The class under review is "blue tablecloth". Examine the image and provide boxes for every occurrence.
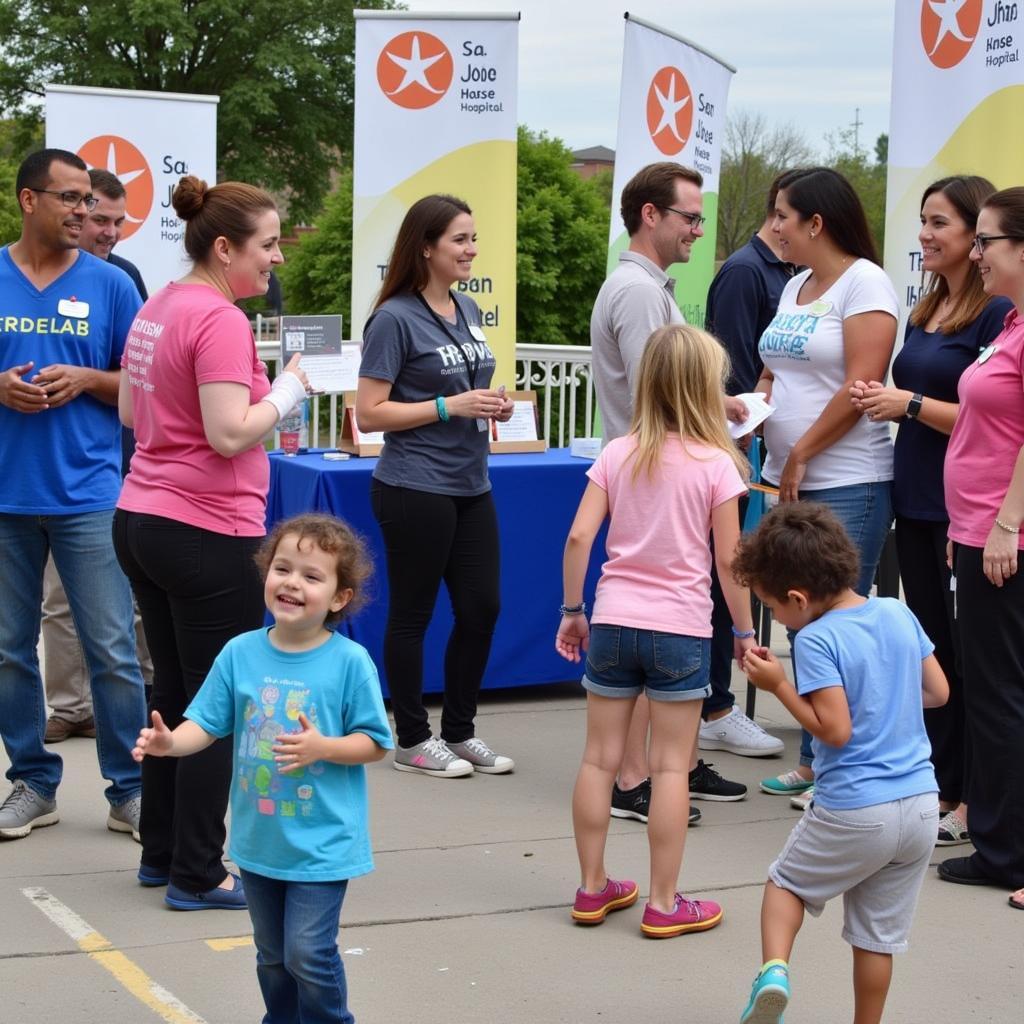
[267,449,605,695]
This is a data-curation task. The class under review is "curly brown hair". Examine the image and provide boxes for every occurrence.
[732,503,859,602]
[256,514,373,625]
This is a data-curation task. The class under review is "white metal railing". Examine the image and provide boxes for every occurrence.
[254,316,597,448]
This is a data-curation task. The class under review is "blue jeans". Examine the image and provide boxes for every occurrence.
[793,482,893,766]
[241,870,353,1024]
[0,510,145,803]
[583,625,711,701]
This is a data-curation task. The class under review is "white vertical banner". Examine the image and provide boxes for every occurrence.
[607,14,734,326]
[352,10,518,383]
[45,85,218,293]
[885,1,1024,317]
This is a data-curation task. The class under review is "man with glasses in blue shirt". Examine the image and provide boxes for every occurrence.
[0,148,146,841]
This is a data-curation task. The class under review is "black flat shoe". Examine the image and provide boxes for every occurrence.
[937,855,1000,887]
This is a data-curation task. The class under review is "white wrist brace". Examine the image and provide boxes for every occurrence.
[263,372,307,422]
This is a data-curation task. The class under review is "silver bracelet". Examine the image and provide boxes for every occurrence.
[994,518,1020,535]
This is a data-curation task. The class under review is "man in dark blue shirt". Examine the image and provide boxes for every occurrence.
[696,174,796,758]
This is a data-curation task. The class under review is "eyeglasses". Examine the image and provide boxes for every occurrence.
[658,205,706,228]
[972,233,1023,254]
[29,188,99,212]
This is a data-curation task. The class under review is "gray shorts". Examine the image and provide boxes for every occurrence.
[768,792,939,954]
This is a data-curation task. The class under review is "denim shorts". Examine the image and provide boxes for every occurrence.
[582,625,711,702]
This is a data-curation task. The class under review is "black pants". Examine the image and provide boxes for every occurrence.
[704,492,751,719]
[954,543,1024,888]
[370,481,500,749]
[113,511,265,892]
[896,517,965,804]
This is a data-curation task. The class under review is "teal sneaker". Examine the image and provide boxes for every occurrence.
[759,769,813,796]
[740,961,790,1024]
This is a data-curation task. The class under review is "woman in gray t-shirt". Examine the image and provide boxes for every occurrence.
[357,194,515,779]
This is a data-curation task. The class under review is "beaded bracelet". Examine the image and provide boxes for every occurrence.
[731,626,756,638]
[435,395,449,423]
[994,518,1020,535]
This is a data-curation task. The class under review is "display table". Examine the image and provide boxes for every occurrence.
[267,449,605,695]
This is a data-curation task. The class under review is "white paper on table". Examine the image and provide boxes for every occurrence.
[302,344,361,394]
[494,401,539,442]
[728,392,774,439]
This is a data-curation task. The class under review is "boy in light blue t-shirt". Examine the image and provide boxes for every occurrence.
[731,503,948,1024]
[134,514,393,1024]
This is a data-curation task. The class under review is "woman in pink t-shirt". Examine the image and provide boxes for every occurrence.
[113,176,308,911]
[938,187,1024,905]
[557,324,755,938]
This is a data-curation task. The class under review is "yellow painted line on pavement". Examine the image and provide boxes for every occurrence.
[205,936,254,952]
[21,887,209,1024]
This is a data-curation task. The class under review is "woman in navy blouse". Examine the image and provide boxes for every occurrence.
[851,176,1011,848]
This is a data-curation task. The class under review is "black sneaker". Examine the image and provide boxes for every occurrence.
[611,778,702,825]
[689,760,747,802]
[611,778,650,822]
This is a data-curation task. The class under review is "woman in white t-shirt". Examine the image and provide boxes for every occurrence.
[754,167,899,799]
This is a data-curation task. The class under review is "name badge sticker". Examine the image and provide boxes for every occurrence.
[468,325,487,342]
[808,299,833,318]
[978,344,998,364]
[57,298,90,318]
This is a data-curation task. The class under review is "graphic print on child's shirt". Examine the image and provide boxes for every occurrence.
[238,677,325,819]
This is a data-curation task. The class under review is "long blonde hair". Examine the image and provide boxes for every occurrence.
[629,324,749,482]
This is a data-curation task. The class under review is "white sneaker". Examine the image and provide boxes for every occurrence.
[698,707,785,757]
[393,737,474,778]
[790,786,814,811]
[447,737,514,774]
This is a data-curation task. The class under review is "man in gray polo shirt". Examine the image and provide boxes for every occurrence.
[591,161,752,822]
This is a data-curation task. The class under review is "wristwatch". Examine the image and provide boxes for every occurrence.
[905,393,923,419]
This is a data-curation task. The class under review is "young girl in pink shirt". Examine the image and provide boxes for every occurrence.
[557,324,755,938]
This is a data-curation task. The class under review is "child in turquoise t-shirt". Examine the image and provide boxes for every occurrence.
[133,513,393,1024]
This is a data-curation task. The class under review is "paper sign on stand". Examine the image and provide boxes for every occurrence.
[338,392,385,457]
[490,391,546,453]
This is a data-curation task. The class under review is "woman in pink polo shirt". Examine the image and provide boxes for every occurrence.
[938,187,1024,906]
[113,176,308,911]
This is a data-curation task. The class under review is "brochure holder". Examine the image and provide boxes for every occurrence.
[489,391,547,453]
[338,392,384,457]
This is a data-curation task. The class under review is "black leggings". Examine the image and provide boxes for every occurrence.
[954,543,1024,888]
[370,481,500,748]
[113,511,265,892]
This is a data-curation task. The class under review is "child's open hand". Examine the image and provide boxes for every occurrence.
[555,614,589,663]
[132,709,173,762]
[742,646,788,693]
[273,713,326,772]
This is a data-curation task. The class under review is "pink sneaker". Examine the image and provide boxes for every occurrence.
[571,877,639,925]
[641,894,723,938]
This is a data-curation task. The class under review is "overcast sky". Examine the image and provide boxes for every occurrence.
[401,0,896,157]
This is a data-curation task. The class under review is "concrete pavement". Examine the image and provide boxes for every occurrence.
[1,662,1019,1023]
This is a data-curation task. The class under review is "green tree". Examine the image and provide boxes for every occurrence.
[281,126,611,346]
[276,167,353,325]
[516,126,609,345]
[826,130,888,257]
[717,110,814,259]
[0,0,397,222]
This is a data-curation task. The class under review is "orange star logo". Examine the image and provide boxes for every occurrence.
[920,0,983,69]
[377,32,454,109]
[646,67,693,156]
[76,136,153,240]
